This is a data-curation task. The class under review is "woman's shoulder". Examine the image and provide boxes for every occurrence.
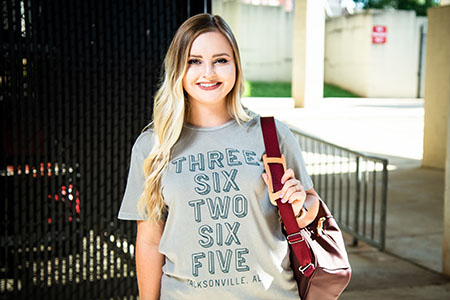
[242,112,291,135]
[132,126,155,157]
[273,118,292,136]
[243,110,260,127]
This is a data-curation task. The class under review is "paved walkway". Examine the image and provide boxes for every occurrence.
[243,97,450,299]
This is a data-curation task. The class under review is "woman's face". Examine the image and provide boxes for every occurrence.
[182,31,236,108]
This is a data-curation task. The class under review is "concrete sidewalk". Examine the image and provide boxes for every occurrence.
[243,97,450,299]
[342,234,450,299]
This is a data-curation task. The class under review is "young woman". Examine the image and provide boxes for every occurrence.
[118,13,320,300]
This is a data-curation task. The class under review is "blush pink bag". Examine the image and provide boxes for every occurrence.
[261,117,351,299]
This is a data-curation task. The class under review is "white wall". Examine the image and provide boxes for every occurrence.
[213,0,294,82]
[368,11,426,97]
[324,9,427,98]
[324,11,372,96]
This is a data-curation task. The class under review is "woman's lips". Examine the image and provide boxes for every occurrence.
[197,82,222,91]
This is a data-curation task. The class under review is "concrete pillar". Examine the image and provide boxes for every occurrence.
[422,6,450,169]
[444,3,450,274]
[291,0,325,108]
[425,5,450,276]
[445,88,450,276]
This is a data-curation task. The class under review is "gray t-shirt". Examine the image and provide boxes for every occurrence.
[118,115,313,300]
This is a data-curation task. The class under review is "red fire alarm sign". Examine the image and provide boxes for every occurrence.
[372,26,387,44]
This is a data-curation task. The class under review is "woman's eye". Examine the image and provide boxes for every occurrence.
[188,59,201,65]
[215,58,228,64]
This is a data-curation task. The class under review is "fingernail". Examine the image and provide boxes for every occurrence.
[281,198,287,203]
[281,179,285,184]
[279,192,283,198]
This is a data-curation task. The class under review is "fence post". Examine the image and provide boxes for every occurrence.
[352,156,361,247]
[380,160,388,251]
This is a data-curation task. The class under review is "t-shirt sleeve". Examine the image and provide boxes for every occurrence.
[118,133,150,221]
[276,120,314,191]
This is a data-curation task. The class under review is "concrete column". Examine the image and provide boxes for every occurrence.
[426,5,450,276]
[422,6,450,169]
[445,88,450,276]
[291,0,325,108]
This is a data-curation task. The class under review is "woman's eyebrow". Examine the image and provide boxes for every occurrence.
[189,53,231,58]
[212,53,231,58]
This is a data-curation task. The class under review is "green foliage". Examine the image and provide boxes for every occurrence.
[243,80,252,97]
[243,81,359,98]
[323,84,359,98]
[356,0,440,16]
[243,81,292,97]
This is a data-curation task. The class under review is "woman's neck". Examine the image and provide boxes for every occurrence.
[187,102,231,128]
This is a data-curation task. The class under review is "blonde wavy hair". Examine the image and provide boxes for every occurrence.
[139,13,250,222]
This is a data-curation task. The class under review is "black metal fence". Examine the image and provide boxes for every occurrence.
[290,127,388,250]
[0,1,210,299]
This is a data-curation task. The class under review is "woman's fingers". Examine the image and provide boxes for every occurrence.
[280,177,301,198]
[263,168,306,205]
[281,181,300,201]
[287,186,305,203]
[281,168,294,184]
[280,169,306,204]
[261,173,269,185]
[281,189,306,204]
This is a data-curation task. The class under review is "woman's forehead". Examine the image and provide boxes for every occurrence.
[189,31,233,56]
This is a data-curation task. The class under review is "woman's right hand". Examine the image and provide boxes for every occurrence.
[136,220,166,300]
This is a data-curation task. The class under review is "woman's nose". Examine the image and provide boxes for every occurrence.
[203,62,215,78]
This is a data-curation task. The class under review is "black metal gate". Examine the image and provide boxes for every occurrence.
[0,1,210,299]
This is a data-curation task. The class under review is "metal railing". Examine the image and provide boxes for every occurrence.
[290,127,388,250]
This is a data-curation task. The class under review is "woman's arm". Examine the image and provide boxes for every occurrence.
[136,219,166,300]
[292,188,320,228]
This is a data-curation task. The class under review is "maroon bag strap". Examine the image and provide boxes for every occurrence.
[260,116,315,278]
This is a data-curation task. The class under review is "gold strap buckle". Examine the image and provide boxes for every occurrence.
[317,217,327,236]
[262,154,287,206]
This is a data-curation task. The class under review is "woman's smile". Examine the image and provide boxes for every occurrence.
[197,82,222,90]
